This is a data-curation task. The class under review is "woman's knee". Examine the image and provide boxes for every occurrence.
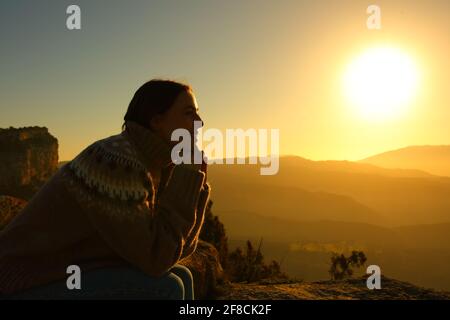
[170,265,193,284]
[170,264,194,300]
[164,273,185,300]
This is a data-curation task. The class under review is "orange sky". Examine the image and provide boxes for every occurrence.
[1,0,448,161]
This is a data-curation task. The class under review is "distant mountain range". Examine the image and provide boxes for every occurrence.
[360,145,450,177]
[208,154,450,227]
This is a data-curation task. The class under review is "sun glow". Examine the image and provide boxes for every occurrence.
[343,47,420,121]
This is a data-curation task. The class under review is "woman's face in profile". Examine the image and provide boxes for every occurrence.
[150,90,203,147]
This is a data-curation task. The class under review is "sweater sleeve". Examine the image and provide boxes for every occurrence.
[179,182,211,261]
[62,161,206,277]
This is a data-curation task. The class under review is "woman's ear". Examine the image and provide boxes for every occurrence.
[149,114,162,132]
[149,113,172,143]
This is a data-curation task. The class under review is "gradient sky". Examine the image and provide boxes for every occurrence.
[1,0,449,161]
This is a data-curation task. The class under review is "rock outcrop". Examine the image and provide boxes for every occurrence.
[0,126,58,199]
[179,240,228,299]
[216,276,450,300]
[0,195,27,230]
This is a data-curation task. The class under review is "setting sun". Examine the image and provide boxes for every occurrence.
[342,47,420,121]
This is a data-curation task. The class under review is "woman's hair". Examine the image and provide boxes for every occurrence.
[122,79,192,131]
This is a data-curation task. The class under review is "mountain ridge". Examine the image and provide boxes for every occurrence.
[360,145,450,177]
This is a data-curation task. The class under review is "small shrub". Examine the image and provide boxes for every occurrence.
[227,239,289,283]
[199,200,229,269]
[329,250,367,280]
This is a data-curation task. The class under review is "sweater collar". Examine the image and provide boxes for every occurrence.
[122,120,173,171]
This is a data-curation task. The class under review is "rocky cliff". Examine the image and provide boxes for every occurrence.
[179,240,227,299]
[0,126,58,199]
[217,276,450,300]
[0,195,27,230]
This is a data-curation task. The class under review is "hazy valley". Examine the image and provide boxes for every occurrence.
[207,147,450,290]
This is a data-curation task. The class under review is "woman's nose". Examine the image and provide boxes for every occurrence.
[195,114,204,127]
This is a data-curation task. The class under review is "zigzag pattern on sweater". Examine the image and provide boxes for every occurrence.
[68,133,152,202]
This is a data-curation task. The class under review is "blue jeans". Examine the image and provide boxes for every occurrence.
[9,264,194,300]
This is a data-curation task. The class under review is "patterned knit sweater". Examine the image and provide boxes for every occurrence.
[0,120,210,295]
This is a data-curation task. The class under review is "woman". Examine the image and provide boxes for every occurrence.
[0,79,210,299]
